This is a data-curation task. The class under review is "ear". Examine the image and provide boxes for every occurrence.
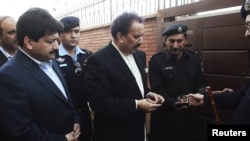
[116,32,124,43]
[184,38,188,44]
[23,36,34,50]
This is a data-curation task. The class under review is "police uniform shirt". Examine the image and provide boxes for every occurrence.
[149,49,206,108]
[55,44,92,109]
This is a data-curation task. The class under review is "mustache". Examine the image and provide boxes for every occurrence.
[135,44,141,48]
[50,49,58,54]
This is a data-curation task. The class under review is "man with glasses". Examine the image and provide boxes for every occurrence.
[55,16,93,141]
[148,23,207,141]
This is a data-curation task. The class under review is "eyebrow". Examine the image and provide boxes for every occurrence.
[168,39,183,43]
[7,29,16,34]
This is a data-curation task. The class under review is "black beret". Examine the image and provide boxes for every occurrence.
[60,16,80,31]
[241,0,250,19]
[162,24,188,37]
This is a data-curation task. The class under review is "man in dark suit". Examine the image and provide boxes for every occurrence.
[0,8,81,141]
[0,16,18,66]
[56,16,93,141]
[85,12,165,141]
[188,0,250,124]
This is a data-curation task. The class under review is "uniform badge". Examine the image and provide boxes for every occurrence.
[165,66,173,70]
[178,26,183,32]
[83,59,88,66]
[56,57,65,63]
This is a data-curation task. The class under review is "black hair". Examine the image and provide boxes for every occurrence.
[17,7,63,47]
[110,12,144,40]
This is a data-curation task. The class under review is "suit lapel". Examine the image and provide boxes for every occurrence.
[16,50,74,106]
[107,44,143,98]
[52,60,74,105]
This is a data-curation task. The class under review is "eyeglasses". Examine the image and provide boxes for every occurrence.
[168,39,184,43]
[73,60,82,75]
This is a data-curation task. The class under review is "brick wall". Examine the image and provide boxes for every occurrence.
[78,16,158,67]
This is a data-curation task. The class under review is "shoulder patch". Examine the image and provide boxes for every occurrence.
[151,52,162,59]
[185,49,200,57]
[81,48,93,55]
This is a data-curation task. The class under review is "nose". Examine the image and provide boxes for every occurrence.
[71,31,77,38]
[53,41,59,49]
[173,41,179,47]
[138,37,143,44]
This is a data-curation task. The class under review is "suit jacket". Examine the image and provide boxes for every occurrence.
[85,41,149,141]
[0,50,80,141]
[0,50,8,67]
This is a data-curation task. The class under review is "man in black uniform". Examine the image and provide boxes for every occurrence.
[148,23,207,141]
[55,16,92,141]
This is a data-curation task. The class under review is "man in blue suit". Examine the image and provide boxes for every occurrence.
[0,8,81,141]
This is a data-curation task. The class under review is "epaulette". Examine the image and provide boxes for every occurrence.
[81,48,93,55]
[151,52,162,58]
[185,49,200,57]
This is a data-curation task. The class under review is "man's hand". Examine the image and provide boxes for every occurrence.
[212,88,233,94]
[187,93,204,106]
[65,123,81,141]
[146,92,165,104]
[137,99,162,112]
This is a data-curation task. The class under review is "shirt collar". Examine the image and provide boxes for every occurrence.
[0,46,13,59]
[58,44,85,58]
[112,41,131,57]
[19,48,52,67]
[165,49,189,61]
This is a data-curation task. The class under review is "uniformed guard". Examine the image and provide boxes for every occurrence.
[148,23,207,141]
[55,16,93,141]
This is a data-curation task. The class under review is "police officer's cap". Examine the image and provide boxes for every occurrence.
[60,16,80,31]
[162,24,188,37]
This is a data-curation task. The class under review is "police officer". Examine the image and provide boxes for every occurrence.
[55,16,92,141]
[148,24,207,141]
